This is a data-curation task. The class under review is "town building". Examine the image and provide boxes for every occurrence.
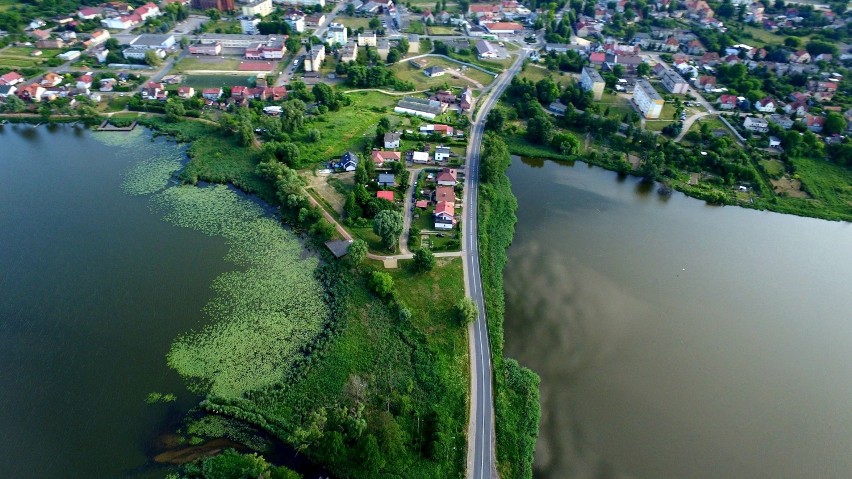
[434,147,452,163]
[357,31,377,47]
[339,42,357,62]
[191,0,235,11]
[242,0,273,17]
[304,44,326,72]
[424,66,445,77]
[632,79,664,119]
[395,97,445,119]
[284,12,305,33]
[660,69,688,94]
[245,40,286,60]
[372,150,401,166]
[482,21,523,35]
[326,23,347,46]
[743,116,769,132]
[580,66,605,100]
[129,34,175,50]
[475,40,497,59]
[189,42,222,55]
[433,201,456,229]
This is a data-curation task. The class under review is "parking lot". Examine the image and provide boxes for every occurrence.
[169,15,208,35]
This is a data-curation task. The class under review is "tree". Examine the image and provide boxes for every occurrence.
[784,37,801,48]
[164,100,185,121]
[637,62,651,77]
[413,248,435,272]
[526,114,554,144]
[347,239,368,265]
[354,161,369,184]
[1,94,25,113]
[535,77,559,104]
[369,271,395,297]
[456,297,478,325]
[345,3,356,15]
[486,108,506,131]
[369,17,381,29]
[205,8,220,21]
[824,112,847,135]
[373,210,403,251]
[144,49,162,66]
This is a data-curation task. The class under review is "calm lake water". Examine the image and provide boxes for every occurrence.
[0,125,230,477]
[503,157,852,479]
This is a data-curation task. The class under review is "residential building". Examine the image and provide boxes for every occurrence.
[304,44,326,72]
[395,97,445,119]
[755,97,776,113]
[326,23,347,46]
[743,116,769,132]
[242,0,273,17]
[129,34,175,50]
[548,101,568,115]
[40,72,63,87]
[420,124,454,136]
[435,147,452,163]
[372,150,401,166]
[769,136,781,147]
[580,66,605,100]
[378,174,396,186]
[460,88,473,111]
[718,94,738,109]
[434,185,455,203]
[357,31,377,47]
[434,90,456,104]
[123,46,157,60]
[101,15,140,29]
[383,132,401,149]
[632,79,664,119]
[660,69,688,94]
[191,0,235,11]
[475,40,497,59]
[17,84,45,102]
[436,167,456,184]
[134,2,161,20]
[339,42,357,62]
[802,114,824,132]
[469,4,500,17]
[36,38,64,49]
[189,42,222,55]
[285,12,305,33]
[482,21,523,35]
[78,7,103,19]
[141,81,168,101]
[768,114,794,129]
[424,66,445,77]
[304,14,326,27]
[334,151,359,171]
[202,87,223,100]
[57,51,81,61]
[245,41,286,60]
[0,84,17,98]
[177,86,196,98]
[411,151,430,163]
[433,201,456,229]
[84,30,110,49]
[240,17,261,34]
[695,75,716,91]
[0,72,24,86]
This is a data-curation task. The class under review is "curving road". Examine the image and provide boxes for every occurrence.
[463,48,528,479]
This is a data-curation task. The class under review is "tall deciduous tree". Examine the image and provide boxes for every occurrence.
[373,210,403,251]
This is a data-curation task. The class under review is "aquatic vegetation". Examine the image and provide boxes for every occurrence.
[146,392,177,404]
[125,161,329,400]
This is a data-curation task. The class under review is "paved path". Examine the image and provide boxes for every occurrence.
[398,169,418,255]
[675,111,710,141]
[463,48,528,479]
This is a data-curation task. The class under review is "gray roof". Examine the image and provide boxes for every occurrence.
[378,173,396,183]
[397,97,443,115]
[435,146,451,153]
[582,66,603,83]
[635,79,663,101]
[424,66,445,75]
[384,131,400,141]
[129,34,174,48]
[475,39,494,55]
[324,239,353,258]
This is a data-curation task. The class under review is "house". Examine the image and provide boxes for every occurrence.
[377,39,391,61]
[802,114,824,132]
[814,53,833,63]
[434,185,455,203]
[769,136,782,147]
[377,190,395,201]
[424,66,446,77]
[662,36,680,52]
[123,46,156,60]
[261,86,287,101]
[808,80,837,102]
[177,86,196,99]
[304,14,326,28]
[372,150,401,166]
[30,30,50,42]
[78,7,103,19]
[469,4,500,17]
[101,15,140,29]
[378,174,396,187]
[695,75,716,91]
[718,94,738,109]
[783,100,808,117]
[700,52,721,65]
[435,147,452,163]
[421,124,454,136]
[0,85,17,98]
[422,9,435,23]
[0,71,24,86]
[326,23,347,46]
[549,101,568,115]
[580,66,605,100]
[632,79,664,119]
[202,87,223,101]
[263,106,283,115]
[755,97,776,113]
[335,151,359,171]
[436,167,457,185]
[241,0,272,17]
[411,151,430,163]
[789,50,811,63]
[589,52,606,66]
[434,90,456,104]
[475,40,497,59]
[396,97,445,119]
[482,22,524,35]
[36,38,64,49]
[433,201,456,229]
[134,2,161,20]
[460,88,473,111]
[660,69,688,94]
[768,114,794,129]
[141,81,168,101]
[384,131,401,149]
[76,74,93,90]
[40,72,63,88]
[17,84,45,102]
[246,41,287,60]
[743,116,769,132]
[339,42,358,62]
[285,11,305,33]
[416,199,429,209]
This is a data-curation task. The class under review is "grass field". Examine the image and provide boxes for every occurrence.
[760,158,786,177]
[427,26,458,35]
[598,92,635,120]
[336,16,372,30]
[791,156,852,217]
[390,56,495,89]
[173,56,242,72]
[181,74,254,89]
[518,65,554,83]
[0,47,64,70]
[408,21,426,34]
[741,25,786,47]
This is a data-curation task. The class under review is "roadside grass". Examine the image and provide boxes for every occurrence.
[518,65,554,83]
[181,74,254,89]
[407,21,426,34]
[173,56,242,72]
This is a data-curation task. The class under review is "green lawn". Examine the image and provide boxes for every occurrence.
[741,25,786,47]
[390,57,495,89]
[791,156,852,218]
[407,21,426,34]
[0,46,64,70]
[181,74,254,89]
[760,158,786,177]
[598,92,635,120]
[336,16,372,30]
[427,26,458,35]
[518,65,554,83]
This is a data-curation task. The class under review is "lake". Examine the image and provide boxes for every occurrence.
[0,125,230,477]
[503,157,852,479]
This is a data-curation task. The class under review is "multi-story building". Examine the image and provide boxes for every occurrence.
[304,44,326,71]
[340,41,358,62]
[284,12,305,32]
[189,42,222,55]
[659,69,688,94]
[191,0,235,11]
[580,66,605,100]
[632,79,664,119]
[326,23,347,45]
[197,33,269,48]
[240,17,261,34]
[274,0,325,7]
[357,30,377,47]
[242,0,273,17]
[245,40,286,59]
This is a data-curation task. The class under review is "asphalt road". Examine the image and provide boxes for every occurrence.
[463,48,527,479]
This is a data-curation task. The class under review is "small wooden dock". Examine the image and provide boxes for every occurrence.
[96,120,137,131]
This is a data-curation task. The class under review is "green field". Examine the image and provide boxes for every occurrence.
[791,156,852,218]
[390,56,495,89]
[427,26,457,35]
[760,158,786,177]
[336,15,372,30]
[181,74,254,89]
[173,56,243,72]
[0,47,64,71]
[741,25,786,47]
[598,92,635,120]
[407,21,426,34]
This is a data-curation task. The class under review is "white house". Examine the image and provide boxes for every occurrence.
[384,131,401,149]
[768,136,782,147]
[326,23,347,46]
[411,151,430,163]
[433,201,456,229]
[743,116,769,132]
[242,0,273,17]
[435,147,452,163]
[755,98,777,113]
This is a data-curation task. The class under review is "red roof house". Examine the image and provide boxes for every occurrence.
[371,150,402,166]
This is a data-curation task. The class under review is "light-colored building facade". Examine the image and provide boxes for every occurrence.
[357,31,377,47]
[242,0,273,17]
[326,23,347,45]
[659,69,688,94]
[189,42,222,55]
[304,44,326,71]
[285,13,305,32]
[197,34,270,48]
[632,79,664,119]
[339,42,358,62]
[580,66,605,100]
[240,17,261,34]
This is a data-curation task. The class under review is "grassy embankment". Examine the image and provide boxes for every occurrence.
[477,134,541,479]
[138,101,472,477]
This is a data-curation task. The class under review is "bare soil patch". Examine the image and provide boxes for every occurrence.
[770,175,810,199]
